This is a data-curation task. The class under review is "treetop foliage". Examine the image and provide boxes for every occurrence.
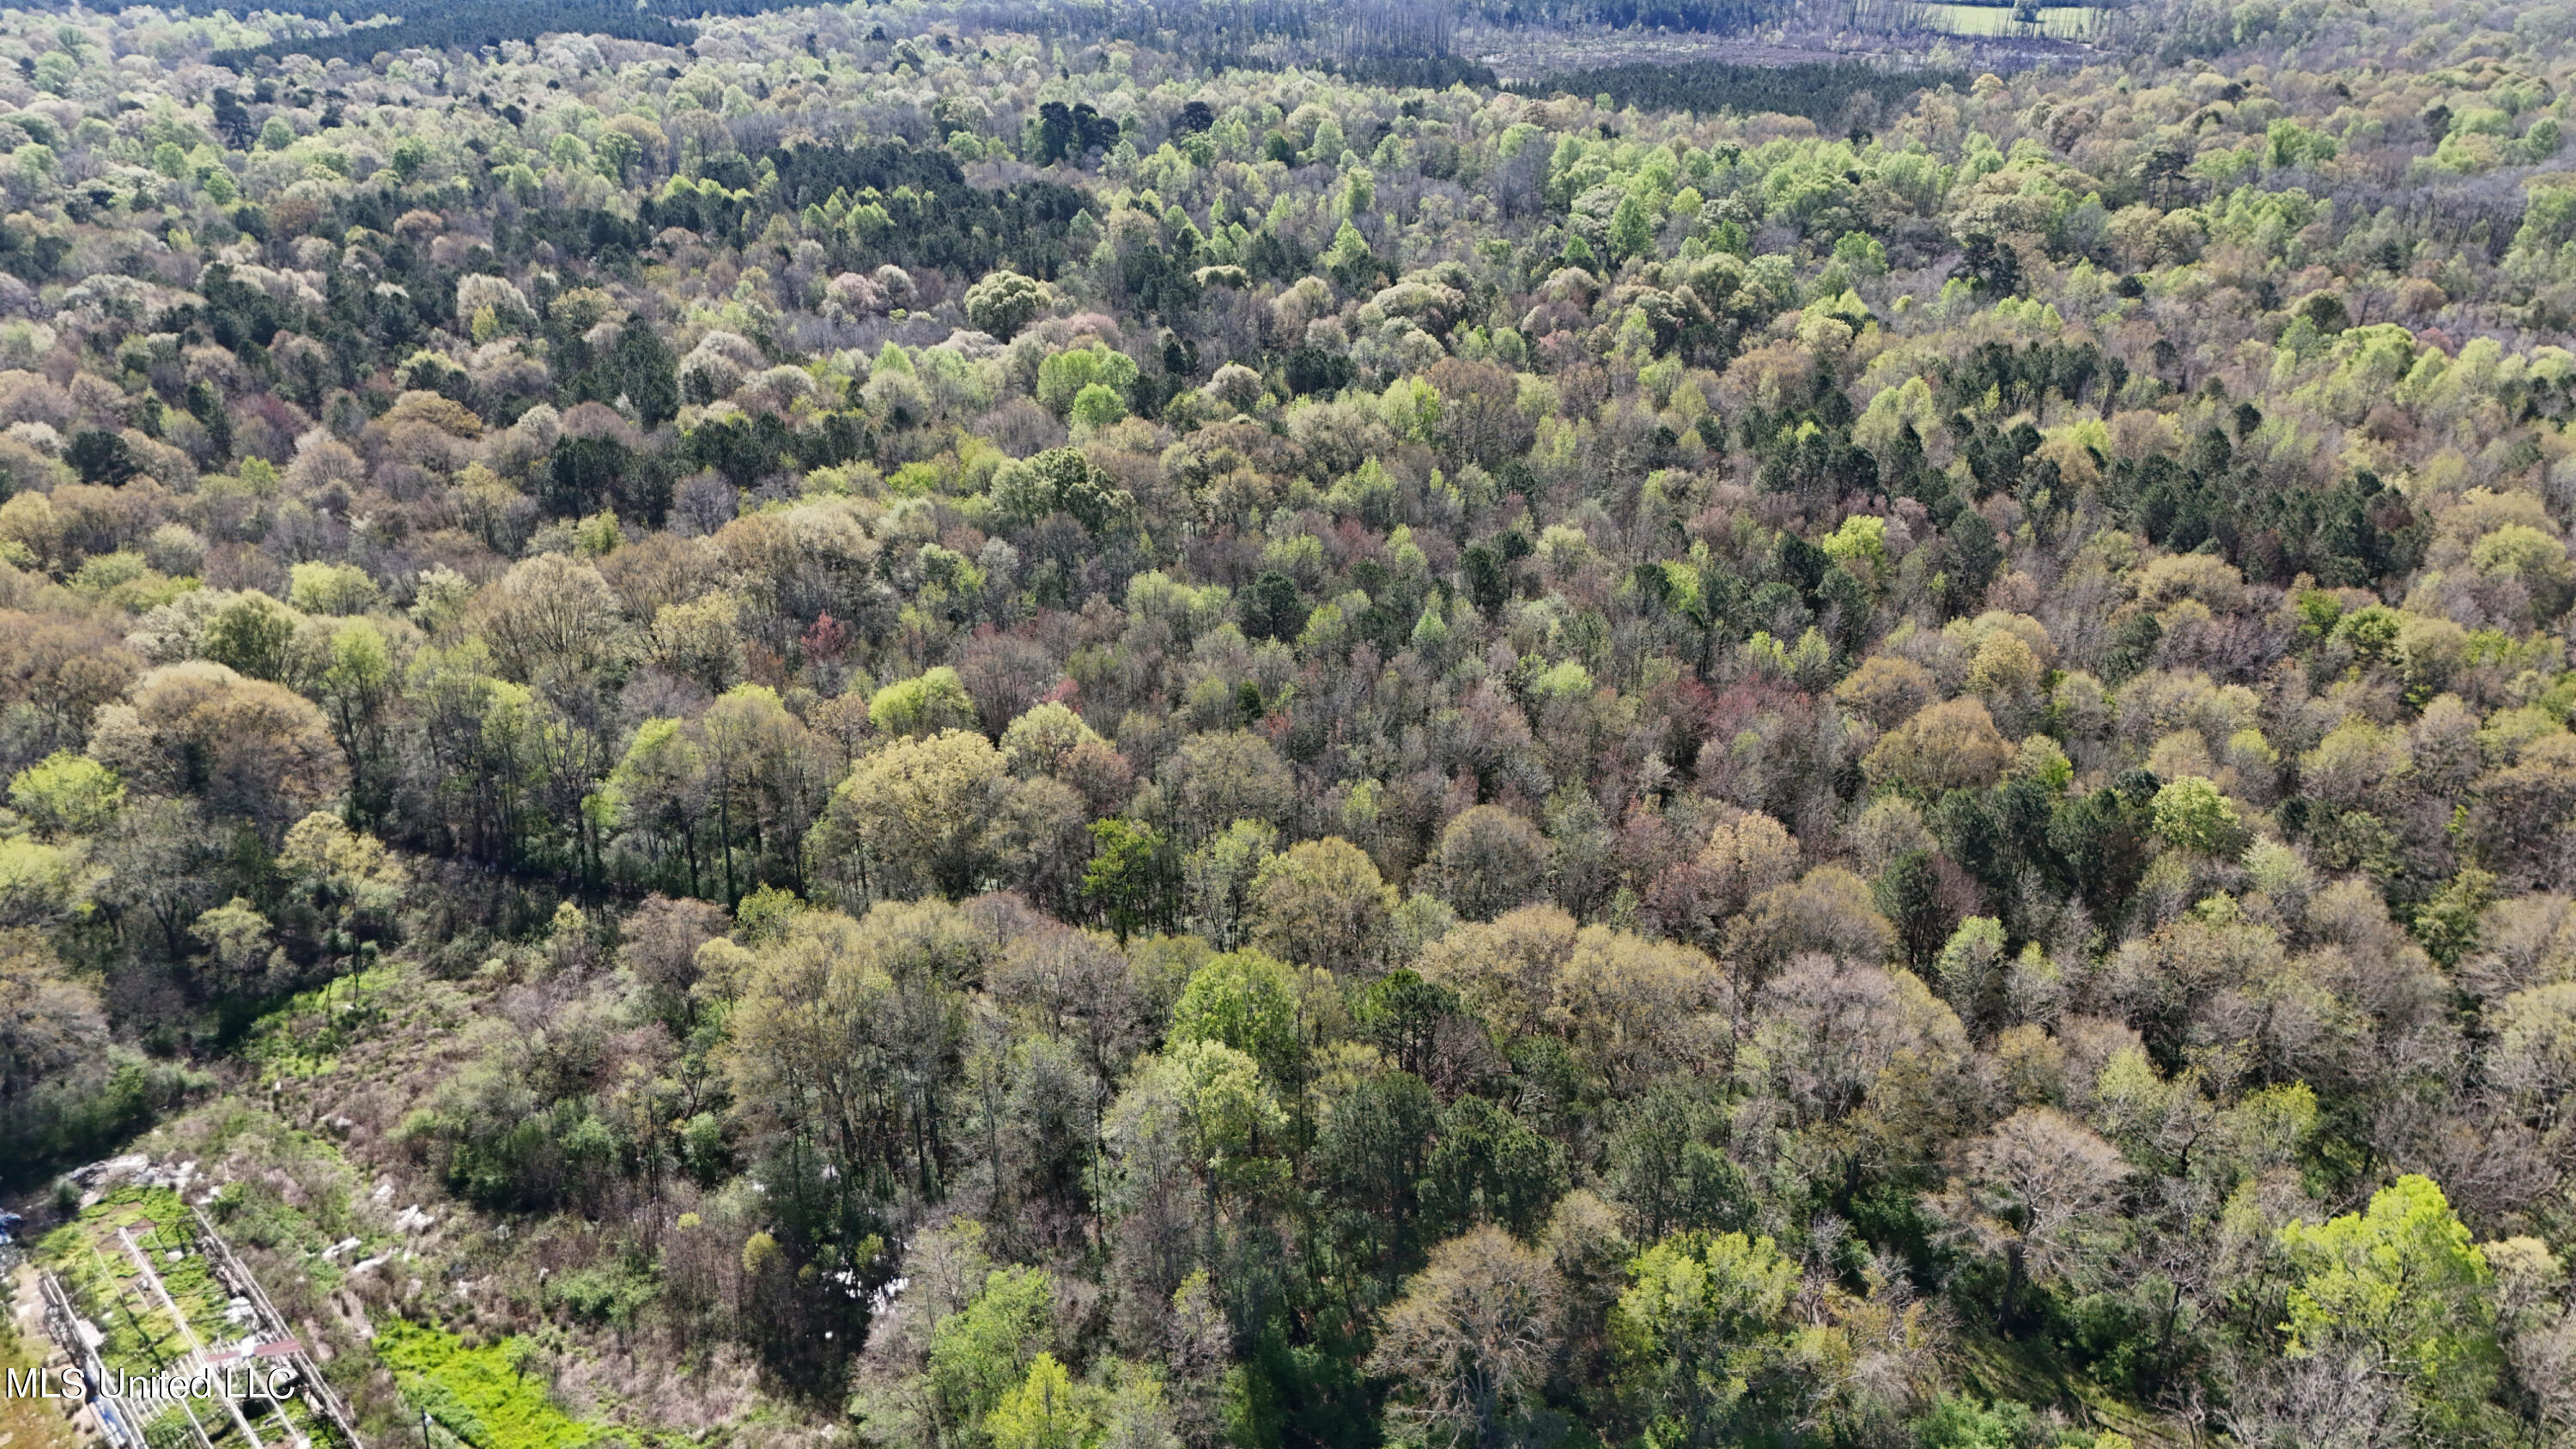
[0,0,2573,1446]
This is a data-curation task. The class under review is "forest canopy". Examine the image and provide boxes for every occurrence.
[0,0,2572,1447]
[1510,58,1971,125]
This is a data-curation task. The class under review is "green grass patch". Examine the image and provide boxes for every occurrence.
[1953,1334,2190,1448]
[241,964,407,1078]
[376,1318,621,1449]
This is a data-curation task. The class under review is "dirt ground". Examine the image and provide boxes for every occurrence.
[2,1264,83,1449]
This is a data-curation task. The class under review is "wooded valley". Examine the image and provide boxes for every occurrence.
[0,0,2572,1446]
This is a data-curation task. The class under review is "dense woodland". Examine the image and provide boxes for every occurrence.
[0,1,2573,1447]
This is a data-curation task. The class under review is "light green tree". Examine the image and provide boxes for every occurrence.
[929,1265,1057,1446]
[987,1353,1094,1449]
[1109,1039,1284,1263]
[592,127,642,180]
[0,835,101,929]
[276,811,406,971]
[9,752,121,838]
[1083,817,1170,943]
[1247,836,1394,976]
[1036,344,1139,418]
[190,897,280,992]
[872,667,981,739]
[1170,950,1308,1095]
[2278,1175,2506,1444]
[1070,382,1127,429]
[2150,776,2247,857]
[1610,1231,1804,1449]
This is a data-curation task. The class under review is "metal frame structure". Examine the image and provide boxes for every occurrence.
[28,1203,369,1449]
[191,1207,371,1449]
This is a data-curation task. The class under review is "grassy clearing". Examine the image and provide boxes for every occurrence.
[242,964,410,1079]
[376,1318,623,1449]
[1954,1334,2191,1448]
[1911,3,2104,37]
